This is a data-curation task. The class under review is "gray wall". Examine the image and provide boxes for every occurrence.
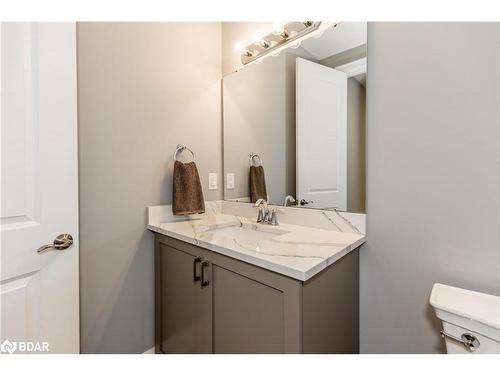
[347,78,366,213]
[223,53,289,204]
[77,22,222,353]
[361,22,500,354]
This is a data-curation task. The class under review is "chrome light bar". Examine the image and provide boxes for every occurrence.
[240,21,323,65]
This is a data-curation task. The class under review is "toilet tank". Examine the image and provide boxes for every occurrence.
[430,283,500,354]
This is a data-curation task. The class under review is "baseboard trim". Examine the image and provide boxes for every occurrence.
[143,346,155,354]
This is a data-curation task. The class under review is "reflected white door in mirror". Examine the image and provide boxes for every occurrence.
[296,58,347,210]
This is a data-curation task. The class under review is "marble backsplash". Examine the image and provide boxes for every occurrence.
[148,200,365,235]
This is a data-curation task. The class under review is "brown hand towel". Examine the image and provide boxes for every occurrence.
[172,160,205,215]
[249,165,267,203]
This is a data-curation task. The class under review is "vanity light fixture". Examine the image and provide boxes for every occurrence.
[253,32,270,49]
[272,22,289,39]
[239,21,322,65]
[235,41,253,58]
[258,40,270,49]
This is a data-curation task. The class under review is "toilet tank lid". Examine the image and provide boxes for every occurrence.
[430,283,500,330]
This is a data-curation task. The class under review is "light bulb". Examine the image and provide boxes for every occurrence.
[252,32,263,43]
[235,41,245,52]
[251,31,270,48]
[272,22,285,34]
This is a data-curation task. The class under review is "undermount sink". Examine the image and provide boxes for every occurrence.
[204,225,288,244]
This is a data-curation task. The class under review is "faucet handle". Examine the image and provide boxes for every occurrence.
[254,198,267,207]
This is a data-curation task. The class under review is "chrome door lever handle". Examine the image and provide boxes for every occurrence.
[37,234,74,254]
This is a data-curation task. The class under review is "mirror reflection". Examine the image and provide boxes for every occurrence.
[223,22,367,212]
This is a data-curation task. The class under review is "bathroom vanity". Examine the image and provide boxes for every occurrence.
[149,203,365,354]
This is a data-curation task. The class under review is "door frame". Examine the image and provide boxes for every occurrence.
[334,57,367,78]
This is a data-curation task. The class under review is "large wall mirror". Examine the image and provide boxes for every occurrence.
[223,22,367,212]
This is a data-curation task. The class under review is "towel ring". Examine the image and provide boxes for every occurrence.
[174,144,195,162]
[249,153,262,167]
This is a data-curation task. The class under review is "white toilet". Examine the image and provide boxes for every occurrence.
[430,283,500,353]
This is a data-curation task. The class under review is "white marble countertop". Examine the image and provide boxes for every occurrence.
[147,212,365,281]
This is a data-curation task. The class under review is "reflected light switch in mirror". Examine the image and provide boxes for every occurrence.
[226,173,235,189]
[208,173,217,190]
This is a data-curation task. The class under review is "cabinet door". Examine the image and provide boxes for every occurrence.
[207,251,302,354]
[156,238,212,353]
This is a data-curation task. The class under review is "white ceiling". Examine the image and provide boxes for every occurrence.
[300,22,367,60]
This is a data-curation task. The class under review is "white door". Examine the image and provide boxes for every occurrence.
[0,23,79,354]
[296,58,347,210]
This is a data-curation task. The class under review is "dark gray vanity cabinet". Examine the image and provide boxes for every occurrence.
[155,233,359,354]
[155,240,212,353]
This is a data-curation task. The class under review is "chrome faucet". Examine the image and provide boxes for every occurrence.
[254,198,268,222]
[284,195,296,206]
[254,199,279,226]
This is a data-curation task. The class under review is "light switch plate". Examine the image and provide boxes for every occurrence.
[226,173,235,189]
[208,173,217,190]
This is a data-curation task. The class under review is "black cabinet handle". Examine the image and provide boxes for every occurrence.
[201,261,210,287]
[193,256,201,282]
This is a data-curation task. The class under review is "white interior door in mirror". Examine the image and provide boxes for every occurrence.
[296,58,347,210]
[0,23,79,353]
